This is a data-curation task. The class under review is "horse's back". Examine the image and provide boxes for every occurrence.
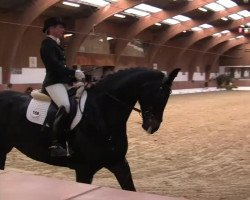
[0,90,27,98]
[0,90,30,116]
[0,91,51,162]
[0,90,31,136]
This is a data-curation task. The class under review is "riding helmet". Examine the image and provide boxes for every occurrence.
[42,17,65,33]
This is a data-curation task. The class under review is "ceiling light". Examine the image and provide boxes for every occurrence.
[173,15,191,22]
[134,3,162,13]
[246,23,250,27]
[229,37,235,40]
[198,7,208,12]
[212,33,222,37]
[221,30,230,34]
[205,2,226,12]
[221,17,228,21]
[191,27,202,31]
[238,10,250,17]
[199,24,213,29]
[228,14,243,20]
[107,37,113,40]
[64,33,73,38]
[79,0,110,7]
[124,8,150,17]
[236,35,244,39]
[216,0,237,8]
[63,1,80,7]
[162,18,180,25]
[155,23,162,26]
[114,14,126,18]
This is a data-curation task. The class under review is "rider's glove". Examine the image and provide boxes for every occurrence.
[75,70,85,81]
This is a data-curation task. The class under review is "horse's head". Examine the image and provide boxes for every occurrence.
[138,68,180,134]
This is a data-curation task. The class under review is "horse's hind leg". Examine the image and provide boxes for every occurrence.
[0,138,13,170]
[0,145,13,170]
[0,153,7,170]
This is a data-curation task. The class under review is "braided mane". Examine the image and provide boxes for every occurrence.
[92,67,164,91]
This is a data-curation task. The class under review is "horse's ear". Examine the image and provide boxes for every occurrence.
[163,68,181,86]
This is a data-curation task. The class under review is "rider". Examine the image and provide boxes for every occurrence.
[40,17,85,157]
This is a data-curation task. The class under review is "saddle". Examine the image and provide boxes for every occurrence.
[26,85,87,130]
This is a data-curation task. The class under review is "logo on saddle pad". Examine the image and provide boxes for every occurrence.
[26,91,87,130]
[32,110,40,117]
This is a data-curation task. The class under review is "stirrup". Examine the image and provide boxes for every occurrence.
[65,141,73,157]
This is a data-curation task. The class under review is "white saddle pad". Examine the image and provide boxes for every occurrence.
[26,91,88,130]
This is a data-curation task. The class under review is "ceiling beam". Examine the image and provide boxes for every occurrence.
[170,17,250,71]
[66,0,146,66]
[186,37,248,81]
[113,0,215,62]
[149,4,249,66]
[209,37,249,71]
[189,32,240,71]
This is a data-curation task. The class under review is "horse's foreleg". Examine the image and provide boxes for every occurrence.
[106,158,136,191]
[0,147,12,170]
[74,164,100,184]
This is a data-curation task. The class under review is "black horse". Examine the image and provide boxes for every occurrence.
[0,67,180,191]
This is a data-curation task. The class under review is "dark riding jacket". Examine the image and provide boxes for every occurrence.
[40,37,75,87]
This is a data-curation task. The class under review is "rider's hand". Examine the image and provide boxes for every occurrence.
[75,70,85,81]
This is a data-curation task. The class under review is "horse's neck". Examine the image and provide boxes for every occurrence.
[104,72,149,103]
[81,91,129,142]
[88,69,161,122]
[85,78,138,124]
[89,89,135,120]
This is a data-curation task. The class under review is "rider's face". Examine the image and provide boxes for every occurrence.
[49,24,65,38]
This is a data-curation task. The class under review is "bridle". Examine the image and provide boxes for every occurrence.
[104,75,172,115]
[77,85,141,115]
[104,92,141,114]
[78,74,171,116]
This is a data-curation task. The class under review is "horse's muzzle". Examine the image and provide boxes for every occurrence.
[142,118,161,134]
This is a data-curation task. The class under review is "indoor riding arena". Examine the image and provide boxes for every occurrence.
[0,1,250,200]
[4,90,250,200]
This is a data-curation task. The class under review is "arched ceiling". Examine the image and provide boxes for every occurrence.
[0,0,250,74]
[0,0,31,10]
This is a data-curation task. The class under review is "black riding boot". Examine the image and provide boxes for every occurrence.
[49,106,70,157]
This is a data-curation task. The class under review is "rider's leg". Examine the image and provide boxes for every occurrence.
[46,84,71,157]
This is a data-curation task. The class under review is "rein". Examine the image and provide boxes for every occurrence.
[77,77,171,115]
[77,88,141,115]
[103,77,172,116]
[104,92,141,114]
[78,69,172,115]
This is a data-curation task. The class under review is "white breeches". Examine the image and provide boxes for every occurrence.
[45,83,70,113]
